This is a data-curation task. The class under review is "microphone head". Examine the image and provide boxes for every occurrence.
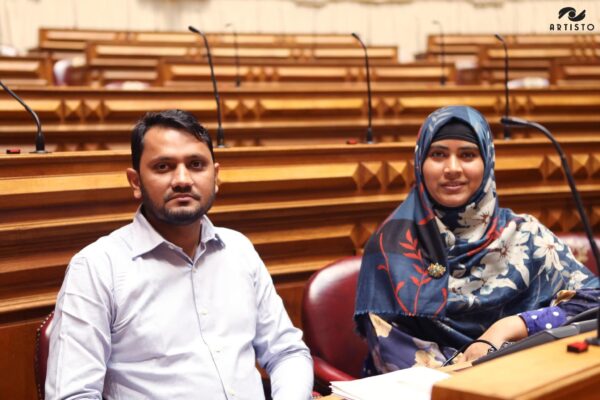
[351,32,360,40]
[188,25,201,34]
[494,33,506,43]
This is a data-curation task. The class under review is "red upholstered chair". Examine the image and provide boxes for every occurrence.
[302,256,368,394]
[557,232,600,275]
[34,311,55,400]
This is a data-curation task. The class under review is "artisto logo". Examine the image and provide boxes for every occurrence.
[550,7,595,31]
[559,7,586,21]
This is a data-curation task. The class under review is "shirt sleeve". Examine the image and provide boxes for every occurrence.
[519,306,567,335]
[45,254,113,400]
[250,248,314,400]
[519,287,600,335]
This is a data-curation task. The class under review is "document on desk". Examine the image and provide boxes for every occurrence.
[330,366,450,400]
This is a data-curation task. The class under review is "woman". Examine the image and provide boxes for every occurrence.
[355,106,599,373]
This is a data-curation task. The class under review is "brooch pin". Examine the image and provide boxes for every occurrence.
[427,263,446,278]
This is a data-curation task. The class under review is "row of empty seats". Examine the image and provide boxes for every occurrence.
[3,52,598,88]
[422,33,600,85]
[2,28,598,87]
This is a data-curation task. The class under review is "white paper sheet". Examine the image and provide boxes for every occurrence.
[330,366,450,400]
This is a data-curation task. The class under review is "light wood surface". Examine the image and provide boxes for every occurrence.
[432,332,600,400]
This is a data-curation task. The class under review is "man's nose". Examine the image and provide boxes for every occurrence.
[172,164,193,187]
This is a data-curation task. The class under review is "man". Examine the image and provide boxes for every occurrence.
[45,109,314,400]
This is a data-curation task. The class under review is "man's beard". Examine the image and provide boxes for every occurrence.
[139,184,216,226]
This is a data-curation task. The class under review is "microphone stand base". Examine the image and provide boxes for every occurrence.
[30,150,51,154]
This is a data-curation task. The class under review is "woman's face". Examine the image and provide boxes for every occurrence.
[422,139,484,208]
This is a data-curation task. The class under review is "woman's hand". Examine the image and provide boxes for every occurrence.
[459,315,528,362]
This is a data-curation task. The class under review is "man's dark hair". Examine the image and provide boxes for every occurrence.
[131,109,215,171]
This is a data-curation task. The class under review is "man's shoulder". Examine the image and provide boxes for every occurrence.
[212,225,254,247]
[210,225,264,264]
[74,222,135,261]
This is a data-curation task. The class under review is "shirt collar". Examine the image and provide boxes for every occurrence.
[199,214,223,247]
[130,207,224,258]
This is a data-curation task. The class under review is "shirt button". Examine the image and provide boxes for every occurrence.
[228,389,236,397]
[201,309,208,315]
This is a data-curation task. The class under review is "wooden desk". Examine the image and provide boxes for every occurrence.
[432,332,599,400]
[321,332,599,399]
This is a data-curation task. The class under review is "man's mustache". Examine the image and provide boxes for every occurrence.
[164,190,201,201]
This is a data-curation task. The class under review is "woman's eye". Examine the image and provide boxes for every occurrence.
[429,151,446,158]
[461,152,479,159]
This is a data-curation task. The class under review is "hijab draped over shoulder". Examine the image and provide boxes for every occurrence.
[355,106,598,359]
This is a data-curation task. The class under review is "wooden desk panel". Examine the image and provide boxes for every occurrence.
[432,332,600,400]
[2,85,600,151]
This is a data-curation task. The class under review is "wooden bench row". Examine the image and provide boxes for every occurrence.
[422,34,600,85]
[425,33,600,62]
[100,58,600,87]
[96,60,455,87]
[0,56,54,87]
[428,33,600,49]
[457,59,600,86]
[2,54,598,88]
[38,28,364,53]
[1,85,599,150]
[82,40,398,64]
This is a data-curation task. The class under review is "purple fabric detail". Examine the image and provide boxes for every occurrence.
[519,306,567,335]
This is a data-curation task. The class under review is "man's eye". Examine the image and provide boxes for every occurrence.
[190,160,204,169]
[155,163,169,171]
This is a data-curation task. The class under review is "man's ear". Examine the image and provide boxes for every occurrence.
[126,168,143,200]
[214,162,220,194]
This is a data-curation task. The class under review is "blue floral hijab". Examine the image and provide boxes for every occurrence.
[355,106,597,344]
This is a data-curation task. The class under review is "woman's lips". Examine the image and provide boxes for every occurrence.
[441,181,466,192]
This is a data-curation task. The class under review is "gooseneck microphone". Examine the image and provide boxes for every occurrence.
[495,34,511,140]
[589,308,600,346]
[0,80,49,154]
[501,116,600,274]
[351,32,374,144]
[432,20,446,86]
[188,26,225,148]
[225,23,241,87]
